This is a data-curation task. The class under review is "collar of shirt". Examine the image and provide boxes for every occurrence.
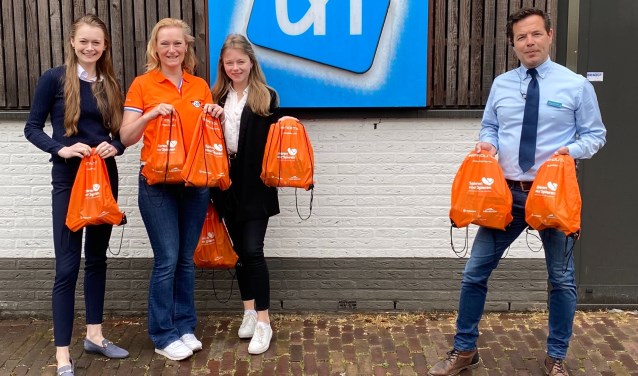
[150,68,189,92]
[77,64,102,82]
[223,85,249,154]
[516,58,552,81]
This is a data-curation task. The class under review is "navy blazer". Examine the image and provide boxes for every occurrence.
[211,89,280,222]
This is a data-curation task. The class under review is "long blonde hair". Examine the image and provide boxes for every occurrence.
[211,34,276,117]
[145,18,197,74]
[63,14,123,137]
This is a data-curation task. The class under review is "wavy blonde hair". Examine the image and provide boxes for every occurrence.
[145,18,197,74]
[211,34,276,117]
[63,14,123,137]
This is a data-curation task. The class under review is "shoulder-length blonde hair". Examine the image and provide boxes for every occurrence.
[145,18,197,74]
[63,14,123,137]
[211,34,276,117]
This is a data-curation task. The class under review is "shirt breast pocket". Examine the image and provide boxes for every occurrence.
[545,100,574,121]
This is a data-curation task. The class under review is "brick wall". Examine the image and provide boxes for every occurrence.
[0,117,549,316]
[0,257,549,317]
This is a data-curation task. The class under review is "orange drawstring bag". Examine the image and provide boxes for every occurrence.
[261,118,315,191]
[449,150,513,230]
[181,112,231,189]
[66,150,125,232]
[142,112,186,185]
[525,155,581,236]
[194,203,238,269]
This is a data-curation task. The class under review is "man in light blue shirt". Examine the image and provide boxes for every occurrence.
[429,8,606,376]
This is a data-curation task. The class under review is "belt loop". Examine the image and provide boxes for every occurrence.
[506,179,532,192]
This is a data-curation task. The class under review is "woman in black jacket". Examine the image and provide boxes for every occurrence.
[210,34,281,355]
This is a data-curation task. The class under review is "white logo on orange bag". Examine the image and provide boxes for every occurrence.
[85,183,102,198]
[287,148,298,156]
[533,182,557,197]
[204,143,225,157]
[468,176,495,191]
[157,140,179,153]
[201,231,215,245]
[481,177,494,186]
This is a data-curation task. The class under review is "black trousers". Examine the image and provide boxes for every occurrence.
[51,157,118,346]
[225,217,270,311]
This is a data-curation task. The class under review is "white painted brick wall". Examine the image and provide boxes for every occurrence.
[0,118,541,259]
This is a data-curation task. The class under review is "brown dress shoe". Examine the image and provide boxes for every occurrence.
[428,348,480,376]
[544,356,570,376]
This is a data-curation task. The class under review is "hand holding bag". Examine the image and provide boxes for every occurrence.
[525,154,581,236]
[449,150,513,230]
[141,111,186,185]
[181,112,231,189]
[261,117,315,190]
[66,150,125,232]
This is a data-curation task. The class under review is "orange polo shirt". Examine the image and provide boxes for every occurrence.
[124,69,212,163]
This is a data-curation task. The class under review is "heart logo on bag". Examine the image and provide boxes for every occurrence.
[481,177,494,186]
[288,148,298,156]
[213,144,223,151]
[168,140,178,148]
[93,184,101,192]
[547,181,558,191]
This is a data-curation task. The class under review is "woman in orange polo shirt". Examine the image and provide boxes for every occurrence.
[120,18,223,361]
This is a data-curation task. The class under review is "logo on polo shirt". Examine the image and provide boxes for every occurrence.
[191,100,202,108]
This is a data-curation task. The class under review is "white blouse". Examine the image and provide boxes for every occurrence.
[223,85,249,154]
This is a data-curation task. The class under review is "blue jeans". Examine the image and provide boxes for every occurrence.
[138,174,208,349]
[454,186,577,360]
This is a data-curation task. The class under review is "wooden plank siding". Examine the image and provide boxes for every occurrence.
[0,0,556,110]
[429,0,557,108]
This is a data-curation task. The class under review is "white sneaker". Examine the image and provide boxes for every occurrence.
[248,322,273,355]
[238,310,258,339]
[180,333,203,352]
[155,339,193,361]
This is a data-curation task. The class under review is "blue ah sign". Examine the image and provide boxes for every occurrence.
[209,0,428,108]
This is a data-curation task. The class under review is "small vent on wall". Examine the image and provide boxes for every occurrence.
[338,300,357,310]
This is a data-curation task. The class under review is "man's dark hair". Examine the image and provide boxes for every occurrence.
[506,7,552,46]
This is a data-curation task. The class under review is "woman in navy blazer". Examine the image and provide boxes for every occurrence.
[211,34,281,355]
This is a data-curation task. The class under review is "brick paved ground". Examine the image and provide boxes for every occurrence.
[0,310,637,375]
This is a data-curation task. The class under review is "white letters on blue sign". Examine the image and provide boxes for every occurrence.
[275,0,362,36]
[350,0,362,35]
[276,0,328,35]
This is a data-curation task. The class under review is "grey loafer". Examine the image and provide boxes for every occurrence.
[84,338,129,359]
[57,358,74,376]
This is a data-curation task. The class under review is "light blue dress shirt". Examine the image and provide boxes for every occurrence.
[480,58,607,181]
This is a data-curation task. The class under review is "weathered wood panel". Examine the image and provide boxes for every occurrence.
[482,0,496,103]
[445,0,459,106]
[3,1,18,108]
[469,0,484,105]
[457,0,471,106]
[432,0,446,106]
[25,1,41,104]
[0,1,6,107]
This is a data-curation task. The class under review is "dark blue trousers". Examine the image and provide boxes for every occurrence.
[51,157,118,346]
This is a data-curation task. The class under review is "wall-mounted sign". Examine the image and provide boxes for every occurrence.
[209,0,428,108]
